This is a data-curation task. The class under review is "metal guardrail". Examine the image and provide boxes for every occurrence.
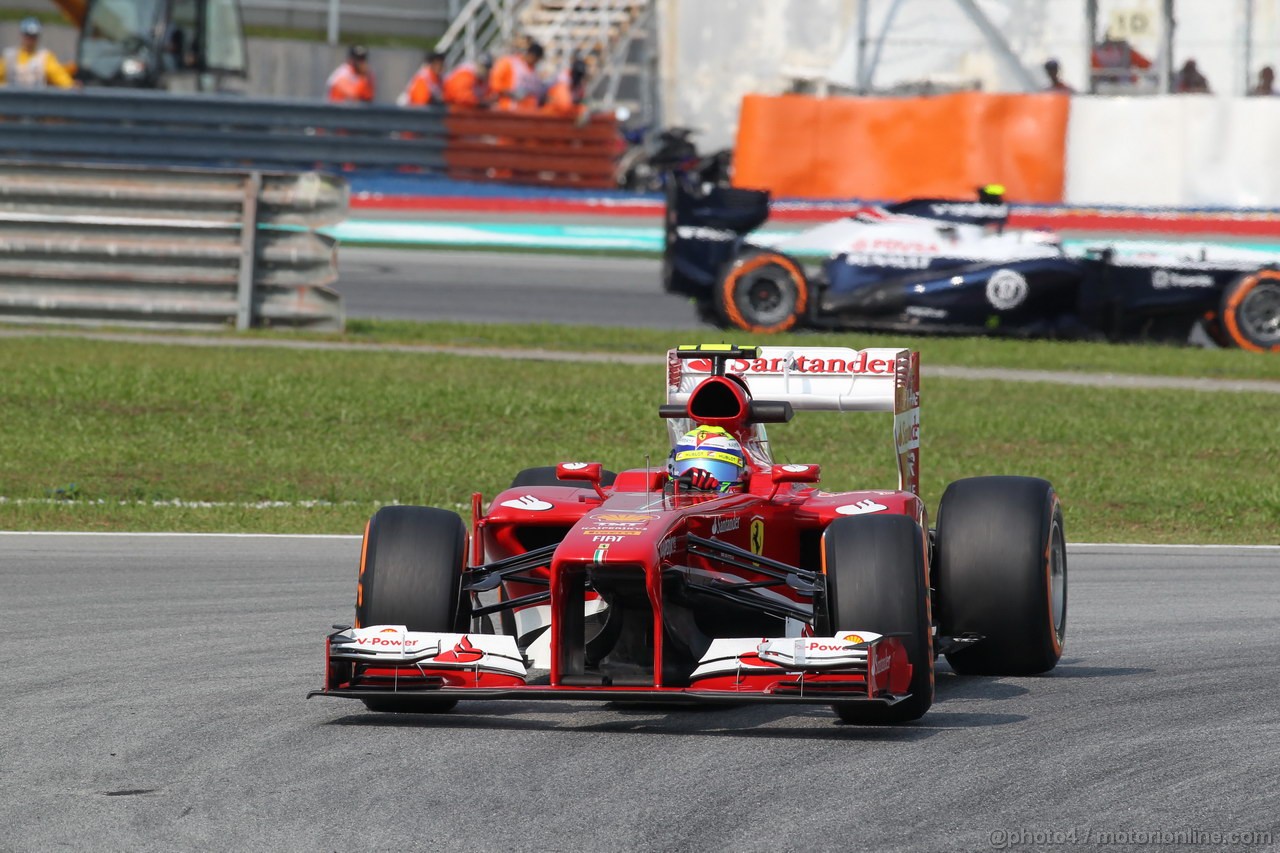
[0,89,448,171]
[0,88,620,189]
[0,162,347,331]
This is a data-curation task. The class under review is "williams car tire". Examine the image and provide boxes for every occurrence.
[715,251,808,334]
[356,505,469,713]
[821,514,933,725]
[1221,270,1280,352]
[935,477,1066,676]
[510,466,618,488]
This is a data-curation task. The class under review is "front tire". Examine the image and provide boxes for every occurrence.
[936,476,1066,676]
[715,251,808,334]
[820,514,933,724]
[356,505,469,713]
[1220,270,1280,352]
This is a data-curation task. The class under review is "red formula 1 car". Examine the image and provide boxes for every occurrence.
[311,344,1067,724]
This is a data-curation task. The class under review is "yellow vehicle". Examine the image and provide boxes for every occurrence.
[53,0,247,89]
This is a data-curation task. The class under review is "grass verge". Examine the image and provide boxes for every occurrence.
[329,319,1280,383]
[2,335,1276,542]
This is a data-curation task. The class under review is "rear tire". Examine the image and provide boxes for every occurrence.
[936,476,1066,676]
[715,251,808,334]
[1220,269,1280,352]
[821,514,933,724]
[510,466,617,488]
[356,505,469,713]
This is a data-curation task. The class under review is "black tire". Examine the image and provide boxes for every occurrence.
[936,476,1066,676]
[714,251,808,334]
[821,514,933,724]
[1220,269,1280,352]
[356,505,469,713]
[509,466,617,489]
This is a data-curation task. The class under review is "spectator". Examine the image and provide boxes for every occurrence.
[1043,58,1073,93]
[1174,58,1210,93]
[0,17,75,89]
[327,44,375,104]
[490,39,544,111]
[543,58,589,117]
[442,52,493,107]
[398,50,446,107]
[1091,35,1152,89]
[1250,65,1275,96]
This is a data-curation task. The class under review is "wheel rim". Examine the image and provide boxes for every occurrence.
[737,266,794,326]
[1238,281,1280,345]
[1048,519,1067,643]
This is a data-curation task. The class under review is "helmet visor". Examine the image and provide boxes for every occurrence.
[671,450,743,485]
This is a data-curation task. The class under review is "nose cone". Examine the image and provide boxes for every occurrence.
[558,509,668,566]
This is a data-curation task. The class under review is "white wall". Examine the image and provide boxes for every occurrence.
[1064,95,1280,207]
[656,0,858,152]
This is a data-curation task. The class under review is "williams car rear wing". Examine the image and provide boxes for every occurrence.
[666,345,921,495]
[663,179,771,299]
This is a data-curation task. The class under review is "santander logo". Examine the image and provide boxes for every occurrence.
[836,500,888,516]
[500,495,553,511]
[434,636,484,664]
[686,352,895,376]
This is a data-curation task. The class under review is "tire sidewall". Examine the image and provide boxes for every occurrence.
[822,514,933,723]
[1221,270,1280,352]
[715,251,808,333]
[509,466,618,489]
[356,505,468,633]
[936,476,1066,675]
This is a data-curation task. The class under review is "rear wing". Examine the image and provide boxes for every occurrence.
[666,345,921,494]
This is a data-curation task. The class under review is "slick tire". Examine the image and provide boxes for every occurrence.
[935,477,1066,676]
[510,466,618,488]
[822,514,933,724]
[356,505,469,713]
[715,251,808,334]
[1220,269,1280,352]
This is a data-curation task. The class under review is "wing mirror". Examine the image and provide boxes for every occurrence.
[556,462,609,499]
[770,464,821,483]
[769,464,821,498]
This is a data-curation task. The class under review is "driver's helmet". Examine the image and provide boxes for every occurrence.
[668,425,746,490]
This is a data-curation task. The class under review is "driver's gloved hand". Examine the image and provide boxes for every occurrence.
[679,468,721,491]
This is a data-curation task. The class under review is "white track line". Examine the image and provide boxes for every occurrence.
[0,497,470,511]
[0,531,362,539]
[0,497,381,508]
[2,328,1277,394]
[0,531,1274,549]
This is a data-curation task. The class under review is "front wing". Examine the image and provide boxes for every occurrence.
[308,626,915,708]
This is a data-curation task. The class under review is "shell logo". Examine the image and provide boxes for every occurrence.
[379,627,400,634]
[842,633,866,644]
[593,513,650,522]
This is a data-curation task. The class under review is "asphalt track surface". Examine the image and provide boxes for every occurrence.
[336,247,702,328]
[4,534,1278,852]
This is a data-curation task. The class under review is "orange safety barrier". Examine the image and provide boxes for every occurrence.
[444,108,620,189]
[732,92,1070,203]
